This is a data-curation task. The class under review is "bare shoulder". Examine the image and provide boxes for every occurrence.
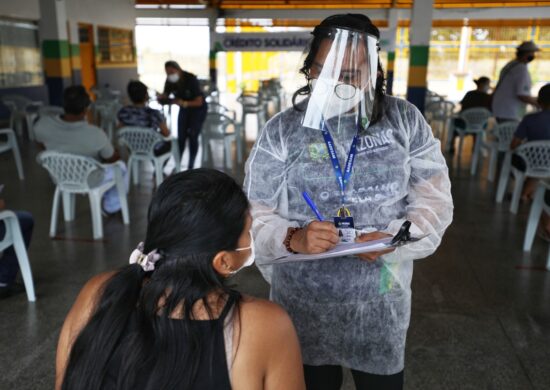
[238,294,296,336]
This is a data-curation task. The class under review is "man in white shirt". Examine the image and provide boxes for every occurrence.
[491,41,540,123]
[35,86,127,215]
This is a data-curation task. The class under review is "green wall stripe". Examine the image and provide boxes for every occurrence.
[42,40,70,59]
[388,52,396,62]
[70,44,80,56]
[409,45,429,67]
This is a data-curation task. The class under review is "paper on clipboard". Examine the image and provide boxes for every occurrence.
[263,234,429,265]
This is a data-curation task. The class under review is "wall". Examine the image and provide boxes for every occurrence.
[0,0,40,20]
[66,0,137,97]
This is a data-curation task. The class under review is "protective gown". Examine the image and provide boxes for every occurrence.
[244,95,453,375]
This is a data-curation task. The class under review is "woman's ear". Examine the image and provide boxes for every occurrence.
[212,251,235,277]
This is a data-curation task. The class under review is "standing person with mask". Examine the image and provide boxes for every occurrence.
[159,60,207,170]
[244,14,453,390]
[56,169,305,390]
[492,41,541,123]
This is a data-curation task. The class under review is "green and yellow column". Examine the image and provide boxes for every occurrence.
[405,0,434,114]
[385,8,398,96]
[209,14,219,91]
[39,0,71,105]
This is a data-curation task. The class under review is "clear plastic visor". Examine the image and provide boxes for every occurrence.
[302,28,379,131]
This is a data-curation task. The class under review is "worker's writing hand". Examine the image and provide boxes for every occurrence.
[355,231,395,262]
[290,221,339,254]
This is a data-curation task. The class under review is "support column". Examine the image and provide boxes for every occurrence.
[385,8,399,96]
[406,0,434,113]
[208,12,219,92]
[39,0,71,106]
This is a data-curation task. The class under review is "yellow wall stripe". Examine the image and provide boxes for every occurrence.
[43,58,72,78]
[407,66,428,88]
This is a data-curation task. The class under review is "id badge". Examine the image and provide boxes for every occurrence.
[334,216,356,243]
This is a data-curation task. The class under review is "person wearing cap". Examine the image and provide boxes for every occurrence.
[448,76,492,153]
[158,60,207,170]
[244,14,453,390]
[491,41,541,123]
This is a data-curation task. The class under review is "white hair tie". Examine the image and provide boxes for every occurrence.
[129,242,161,272]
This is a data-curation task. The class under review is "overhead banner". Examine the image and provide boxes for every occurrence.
[214,32,312,52]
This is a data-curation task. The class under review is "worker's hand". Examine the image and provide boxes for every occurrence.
[289,221,339,254]
[355,231,395,262]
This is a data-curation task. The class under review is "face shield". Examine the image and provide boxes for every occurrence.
[302,27,379,132]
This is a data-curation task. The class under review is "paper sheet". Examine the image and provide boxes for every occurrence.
[263,235,429,265]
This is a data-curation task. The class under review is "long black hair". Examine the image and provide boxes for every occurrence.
[61,169,250,390]
[292,14,386,125]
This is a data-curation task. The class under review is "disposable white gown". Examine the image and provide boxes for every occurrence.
[244,95,453,375]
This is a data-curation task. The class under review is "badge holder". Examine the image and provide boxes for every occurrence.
[334,207,356,243]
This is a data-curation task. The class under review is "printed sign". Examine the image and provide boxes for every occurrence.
[214,32,311,52]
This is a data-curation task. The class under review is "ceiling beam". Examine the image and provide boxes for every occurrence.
[135,6,549,21]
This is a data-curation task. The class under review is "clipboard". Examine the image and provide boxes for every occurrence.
[263,221,429,265]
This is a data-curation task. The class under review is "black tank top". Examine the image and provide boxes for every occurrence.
[103,291,239,389]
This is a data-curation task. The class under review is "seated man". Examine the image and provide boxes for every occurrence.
[117,80,171,156]
[510,83,550,237]
[34,86,126,215]
[449,77,492,153]
[0,196,34,298]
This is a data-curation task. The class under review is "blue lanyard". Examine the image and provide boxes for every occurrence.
[321,119,360,205]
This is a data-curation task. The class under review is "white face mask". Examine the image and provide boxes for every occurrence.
[167,73,180,83]
[231,232,255,274]
[311,78,362,120]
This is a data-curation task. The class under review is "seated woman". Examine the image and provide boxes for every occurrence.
[56,169,305,390]
[118,80,172,156]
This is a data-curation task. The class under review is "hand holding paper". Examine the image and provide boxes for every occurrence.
[354,231,396,262]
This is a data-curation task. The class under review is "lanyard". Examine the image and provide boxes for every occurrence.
[321,119,360,205]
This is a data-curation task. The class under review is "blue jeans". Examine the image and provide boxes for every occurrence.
[0,211,34,286]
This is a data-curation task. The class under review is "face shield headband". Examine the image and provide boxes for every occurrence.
[302,27,379,132]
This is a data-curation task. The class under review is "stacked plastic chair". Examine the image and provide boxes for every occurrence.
[38,151,129,240]
[201,113,240,171]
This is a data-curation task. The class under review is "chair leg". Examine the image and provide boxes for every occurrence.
[510,171,525,214]
[488,148,498,182]
[89,192,104,240]
[523,185,545,251]
[25,113,36,141]
[224,137,233,170]
[114,166,130,225]
[171,139,181,172]
[50,188,61,237]
[457,134,465,166]
[496,152,512,203]
[62,192,75,221]
[132,159,140,186]
[445,123,454,153]
[470,135,482,176]
[8,132,24,180]
[8,218,36,301]
[154,159,163,188]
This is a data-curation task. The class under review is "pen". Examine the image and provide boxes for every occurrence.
[302,191,325,221]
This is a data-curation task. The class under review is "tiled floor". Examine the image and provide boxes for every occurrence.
[0,135,549,389]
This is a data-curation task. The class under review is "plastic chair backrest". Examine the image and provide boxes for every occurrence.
[515,140,550,173]
[494,121,519,150]
[1,95,32,111]
[38,151,103,191]
[460,107,491,132]
[238,93,261,108]
[208,102,234,116]
[118,127,164,155]
[203,113,234,137]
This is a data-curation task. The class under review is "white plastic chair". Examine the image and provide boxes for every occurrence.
[447,108,492,175]
[480,121,518,182]
[425,100,455,141]
[238,92,264,139]
[93,98,121,140]
[495,141,550,214]
[201,113,240,171]
[0,210,36,301]
[0,128,24,180]
[118,127,179,188]
[522,180,550,257]
[37,151,129,240]
[1,95,42,140]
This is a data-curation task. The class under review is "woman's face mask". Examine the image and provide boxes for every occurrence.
[311,78,362,119]
[231,231,255,274]
[167,73,180,83]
